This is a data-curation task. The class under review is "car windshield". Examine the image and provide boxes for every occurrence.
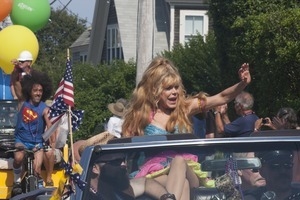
[82,130,300,200]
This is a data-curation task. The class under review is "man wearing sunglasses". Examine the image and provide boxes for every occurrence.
[244,150,300,200]
[10,50,33,103]
[87,152,176,200]
[233,152,266,191]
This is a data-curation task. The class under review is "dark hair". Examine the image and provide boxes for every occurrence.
[21,70,53,102]
[276,107,298,129]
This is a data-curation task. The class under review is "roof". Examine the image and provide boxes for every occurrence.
[70,27,92,48]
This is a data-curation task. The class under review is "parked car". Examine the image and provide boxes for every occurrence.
[71,129,300,200]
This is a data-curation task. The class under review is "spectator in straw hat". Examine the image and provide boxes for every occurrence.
[107,99,127,138]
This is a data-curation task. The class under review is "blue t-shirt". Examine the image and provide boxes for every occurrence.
[224,113,259,137]
[192,116,206,138]
[15,101,47,143]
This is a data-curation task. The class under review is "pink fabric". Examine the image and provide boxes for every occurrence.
[135,150,198,178]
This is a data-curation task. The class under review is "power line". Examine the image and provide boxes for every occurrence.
[52,0,92,25]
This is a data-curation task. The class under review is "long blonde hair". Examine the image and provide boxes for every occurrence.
[122,57,193,137]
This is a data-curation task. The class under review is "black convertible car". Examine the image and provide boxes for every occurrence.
[71,130,300,200]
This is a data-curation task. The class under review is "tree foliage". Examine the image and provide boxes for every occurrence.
[209,0,300,116]
[34,8,87,89]
[36,8,86,64]
[71,60,136,140]
[162,32,221,96]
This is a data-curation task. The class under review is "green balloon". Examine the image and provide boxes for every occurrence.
[10,0,51,32]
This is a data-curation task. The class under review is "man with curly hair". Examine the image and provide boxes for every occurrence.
[11,70,54,197]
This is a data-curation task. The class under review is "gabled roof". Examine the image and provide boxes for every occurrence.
[70,27,92,48]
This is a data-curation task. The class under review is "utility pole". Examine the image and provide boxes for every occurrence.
[136,0,154,84]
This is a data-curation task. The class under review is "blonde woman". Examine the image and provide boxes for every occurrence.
[122,56,251,200]
[122,57,251,137]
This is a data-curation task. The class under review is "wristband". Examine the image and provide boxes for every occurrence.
[214,111,221,115]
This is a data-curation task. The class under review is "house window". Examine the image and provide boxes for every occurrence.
[80,54,88,63]
[106,24,123,63]
[179,10,209,44]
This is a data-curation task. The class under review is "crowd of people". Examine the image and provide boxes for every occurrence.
[8,50,300,199]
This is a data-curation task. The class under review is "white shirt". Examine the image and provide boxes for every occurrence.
[106,115,123,138]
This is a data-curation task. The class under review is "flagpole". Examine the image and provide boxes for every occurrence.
[67,48,76,166]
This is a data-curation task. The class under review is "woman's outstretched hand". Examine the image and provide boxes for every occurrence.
[238,63,251,84]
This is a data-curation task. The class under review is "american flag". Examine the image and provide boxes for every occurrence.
[48,96,84,130]
[62,160,87,190]
[54,59,74,107]
[48,59,84,129]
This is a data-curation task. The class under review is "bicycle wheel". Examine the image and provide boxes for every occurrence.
[27,175,37,192]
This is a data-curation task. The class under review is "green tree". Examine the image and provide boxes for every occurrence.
[162,32,222,96]
[209,0,300,116]
[72,60,136,140]
[34,8,87,88]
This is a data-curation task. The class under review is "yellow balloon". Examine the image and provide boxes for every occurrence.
[0,25,39,74]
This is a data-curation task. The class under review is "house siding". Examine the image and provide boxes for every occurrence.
[76,0,210,64]
[114,0,138,62]
[101,0,118,62]
[154,0,170,54]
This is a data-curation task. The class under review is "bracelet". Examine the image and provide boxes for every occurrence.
[197,98,203,113]
[214,111,221,115]
[160,193,176,200]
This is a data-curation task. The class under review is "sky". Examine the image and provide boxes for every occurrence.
[49,0,96,26]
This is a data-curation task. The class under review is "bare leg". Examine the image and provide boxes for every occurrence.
[132,176,176,199]
[154,156,199,200]
[155,173,189,200]
[180,179,190,200]
[145,177,171,199]
[13,149,25,183]
[33,150,44,177]
[186,161,200,188]
[130,177,146,197]
[44,149,55,183]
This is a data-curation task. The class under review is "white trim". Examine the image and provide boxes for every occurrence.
[106,24,122,62]
[170,5,175,49]
[179,10,209,44]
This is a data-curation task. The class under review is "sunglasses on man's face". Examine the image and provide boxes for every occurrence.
[251,168,259,173]
[19,60,31,63]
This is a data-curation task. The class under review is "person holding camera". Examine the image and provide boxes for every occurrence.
[254,107,299,131]
[214,91,259,137]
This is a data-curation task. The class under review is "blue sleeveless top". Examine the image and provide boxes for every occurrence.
[144,124,180,135]
[15,101,47,143]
